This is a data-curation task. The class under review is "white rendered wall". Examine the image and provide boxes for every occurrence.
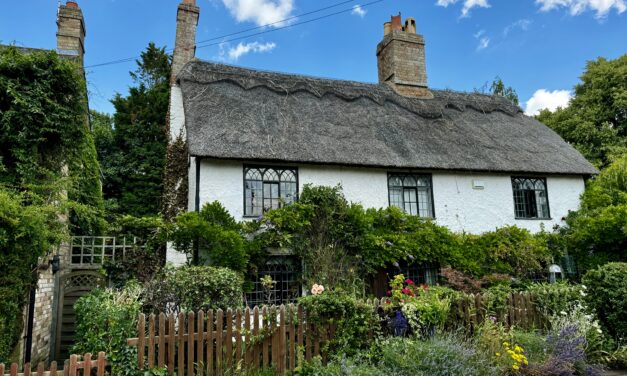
[192,159,585,234]
[169,86,185,141]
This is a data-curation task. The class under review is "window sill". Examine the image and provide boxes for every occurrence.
[514,217,552,220]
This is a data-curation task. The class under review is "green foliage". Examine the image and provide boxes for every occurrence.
[537,55,627,169]
[0,187,65,362]
[97,43,170,217]
[72,284,142,376]
[0,46,104,234]
[526,282,584,317]
[582,263,627,340]
[557,154,627,271]
[298,291,378,356]
[490,76,519,105]
[171,202,248,272]
[455,226,551,277]
[143,266,244,314]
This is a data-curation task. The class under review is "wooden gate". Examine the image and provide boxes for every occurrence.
[54,271,105,361]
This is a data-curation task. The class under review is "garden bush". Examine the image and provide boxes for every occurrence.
[526,282,585,317]
[142,266,244,314]
[582,262,627,340]
[298,290,378,356]
[72,284,142,376]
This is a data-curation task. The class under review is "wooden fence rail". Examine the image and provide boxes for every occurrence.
[129,293,542,375]
[0,352,106,376]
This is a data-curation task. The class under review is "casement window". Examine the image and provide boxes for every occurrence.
[511,177,550,219]
[244,166,298,216]
[388,174,434,218]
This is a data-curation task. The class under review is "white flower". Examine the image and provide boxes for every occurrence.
[310,284,325,295]
[580,290,587,297]
[581,285,587,290]
[560,311,567,316]
[597,328,603,334]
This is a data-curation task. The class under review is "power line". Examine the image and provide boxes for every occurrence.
[85,0,384,69]
[195,0,384,50]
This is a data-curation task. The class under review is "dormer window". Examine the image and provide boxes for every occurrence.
[388,173,434,218]
[244,166,298,217]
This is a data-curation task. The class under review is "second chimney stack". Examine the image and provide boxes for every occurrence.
[377,13,432,99]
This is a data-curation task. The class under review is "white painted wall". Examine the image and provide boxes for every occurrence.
[169,86,185,141]
[191,159,585,235]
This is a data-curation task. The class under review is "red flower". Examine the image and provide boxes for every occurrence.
[405,278,415,285]
[386,290,392,296]
[386,299,391,304]
[402,288,411,295]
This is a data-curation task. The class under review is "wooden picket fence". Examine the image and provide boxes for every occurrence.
[128,304,344,376]
[129,293,543,375]
[0,352,106,376]
[450,291,542,331]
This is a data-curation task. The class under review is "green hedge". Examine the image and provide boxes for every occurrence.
[583,262,627,339]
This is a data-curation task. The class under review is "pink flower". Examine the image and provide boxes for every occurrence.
[405,278,415,285]
[311,284,325,295]
[386,290,392,296]
[402,288,411,295]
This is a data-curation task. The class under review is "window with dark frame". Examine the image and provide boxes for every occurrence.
[388,174,434,218]
[511,177,550,219]
[244,166,297,216]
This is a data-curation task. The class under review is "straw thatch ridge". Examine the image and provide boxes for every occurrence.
[178,60,598,175]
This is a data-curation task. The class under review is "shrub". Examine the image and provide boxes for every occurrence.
[142,266,244,314]
[171,202,248,272]
[526,282,584,317]
[298,290,378,357]
[72,284,142,376]
[582,262,627,340]
[295,356,379,376]
[377,335,499,376]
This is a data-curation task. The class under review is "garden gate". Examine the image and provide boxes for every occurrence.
[54,271,106,361]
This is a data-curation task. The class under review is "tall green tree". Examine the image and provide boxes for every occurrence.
[536,55,627,169]
[98,43,171,217]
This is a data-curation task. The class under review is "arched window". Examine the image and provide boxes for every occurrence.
[388,174,434,218]
[244,166,298,216]
[511,177,550,219]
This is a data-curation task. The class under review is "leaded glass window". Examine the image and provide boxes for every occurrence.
[388,174,434,218]
[511,177,550,219]
[244,166,297,216]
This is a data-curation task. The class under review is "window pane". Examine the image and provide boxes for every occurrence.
[389,176,402,187]
[281,170,296,182]
[403,189,417,215]
[512,177,549,219]
[417,188,432,217]
[389,187,403,209]
[403,176,417,187]
[264,169,279,181]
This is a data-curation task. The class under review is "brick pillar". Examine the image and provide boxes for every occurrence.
[56,1,86,66]
[171,0,200,85]
[376,14,432,99]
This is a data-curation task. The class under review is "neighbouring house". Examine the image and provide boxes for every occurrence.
[163,1,597,299]
[1,1,102,364]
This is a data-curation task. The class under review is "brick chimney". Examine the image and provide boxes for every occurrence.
[56,1,86,65]
[376,13,432,99]
[171,0,200,84]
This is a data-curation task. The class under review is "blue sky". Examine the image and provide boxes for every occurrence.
[1,0,625,115]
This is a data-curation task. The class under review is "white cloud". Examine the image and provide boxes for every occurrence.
[351,5,367,17]
[535,0,626,18]
[436,0,491,17]
[221,0,294,26]
[503,19,532,36]
[227,41,277,61]
[524,89,572,115]
[476,36,490,50]
[473,29,485,38]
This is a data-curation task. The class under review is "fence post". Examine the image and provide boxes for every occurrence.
[69,355,77,376]
[137,313,146,369]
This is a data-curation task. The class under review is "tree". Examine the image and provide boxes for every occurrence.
[536,55,627,169]
[556,154,627,272]
[97,43,171,217]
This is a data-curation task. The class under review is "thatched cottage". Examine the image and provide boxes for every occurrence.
[164,1,597,264]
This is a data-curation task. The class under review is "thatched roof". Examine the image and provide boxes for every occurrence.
[178,60,597,175]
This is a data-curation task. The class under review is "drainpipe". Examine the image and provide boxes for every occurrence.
[193,156,202,264]
[24,273,37,364]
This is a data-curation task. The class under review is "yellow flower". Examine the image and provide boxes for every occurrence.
[512,365,520,370]
[503,342,509,346]
[495,352,501,357]
[514,345,523,353]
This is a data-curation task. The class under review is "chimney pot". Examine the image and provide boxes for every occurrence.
[66,1,78,8]
[405,17,416,34]
[383,22,392,36]
[390,13,402,31]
